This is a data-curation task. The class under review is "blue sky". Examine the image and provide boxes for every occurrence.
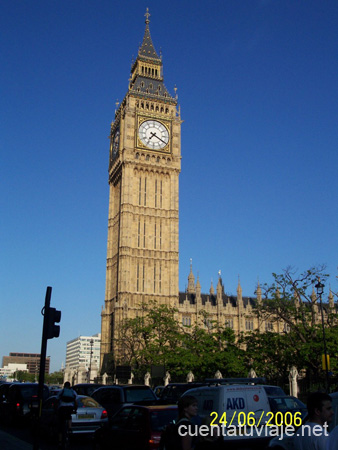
[1,0,337,373]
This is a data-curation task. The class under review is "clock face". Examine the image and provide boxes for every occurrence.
[112,128,120,159]
[138,120,169,150]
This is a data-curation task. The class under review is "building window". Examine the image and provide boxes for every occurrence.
[245,320,254,331]
[284,323,291,333]
[225,319,233,329]
[265,322,273,331]
[182,317,191,327]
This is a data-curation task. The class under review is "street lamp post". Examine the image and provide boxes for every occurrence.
[315,278,329,393]
[88,338,94,383]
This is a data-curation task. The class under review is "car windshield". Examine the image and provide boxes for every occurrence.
[77,397,101,408]
[269,397,306,411]
[124,387,155,402]
[150,409,178,431]
[263,386,286,396]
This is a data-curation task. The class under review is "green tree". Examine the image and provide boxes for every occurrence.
[13,370,35,382]
[253,266,338,383]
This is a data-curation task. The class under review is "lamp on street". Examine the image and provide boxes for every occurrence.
[315,278,329,393]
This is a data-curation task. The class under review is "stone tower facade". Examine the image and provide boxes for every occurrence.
[100,10,182,368]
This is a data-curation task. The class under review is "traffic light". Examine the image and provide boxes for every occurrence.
[46,307,61,339]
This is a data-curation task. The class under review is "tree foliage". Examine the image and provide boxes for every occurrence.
[112,267,337,386]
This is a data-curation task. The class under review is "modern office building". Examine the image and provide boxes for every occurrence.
[2,352,50,374]
[65,334,101,371]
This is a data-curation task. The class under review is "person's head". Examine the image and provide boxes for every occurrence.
[64,381,71,389]
[307,392,333,425]
[178,395,198,419]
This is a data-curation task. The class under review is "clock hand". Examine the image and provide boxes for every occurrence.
[150,131,167,145]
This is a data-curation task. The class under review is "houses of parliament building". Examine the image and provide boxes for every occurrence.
[99,10,333,370]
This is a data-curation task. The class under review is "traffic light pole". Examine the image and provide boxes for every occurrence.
[33,286,52,449]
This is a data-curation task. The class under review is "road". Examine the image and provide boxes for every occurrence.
[0,422,93,449]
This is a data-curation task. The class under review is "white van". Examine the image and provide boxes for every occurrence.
[182,383,280,446]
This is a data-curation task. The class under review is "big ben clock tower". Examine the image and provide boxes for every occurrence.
[100,10,181,369]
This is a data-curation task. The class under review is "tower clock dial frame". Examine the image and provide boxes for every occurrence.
[137,117,170,152]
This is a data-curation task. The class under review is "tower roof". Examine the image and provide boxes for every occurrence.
[127,9,176,105]
[138,8,161,62]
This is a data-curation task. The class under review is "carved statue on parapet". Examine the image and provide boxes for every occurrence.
[128,372,134,385]
[289,366,298,398]
[144,372,151,386]
[187,371,194,383]
[164,371,171,386]
[102,373,108,385]
[214,370,222,379]
[248,368,257,379]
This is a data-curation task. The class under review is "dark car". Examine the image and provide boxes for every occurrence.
[0,382,13,422]
[94,404,178,450]
[159,383,206,403]
[4,382,49,424]
[72,383,103,397]
[91,385,157,418]
[40,395,108,438]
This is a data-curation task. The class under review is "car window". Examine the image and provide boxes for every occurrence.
[78,397,100,408]
[150,409,178,431]
[127,408,147,430]
[111,407,134,429]
[124,387,155,402]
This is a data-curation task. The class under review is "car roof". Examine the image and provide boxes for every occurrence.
[121,404,178,411]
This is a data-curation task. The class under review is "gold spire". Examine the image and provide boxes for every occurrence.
[145,7,150,24]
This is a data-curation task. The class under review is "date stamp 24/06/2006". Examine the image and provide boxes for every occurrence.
[209,410,303,427]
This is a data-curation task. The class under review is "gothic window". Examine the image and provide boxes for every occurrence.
[160,222,162,249]
[144,177,147,205]
[154,264,156,293]
[159,264,162,293]
[149,83,153,89]
[143,222,146,247]
[155,179,157,208]
[225,319,233,329]
[137,220,141,247]
[160,180,163,208]
[146,155,150,161]
[141,66,144,74]
[165,108,169,114]
[284,323,290,333]
[154,223,157,249]
[137,263,140,291]
[245,320,254,331]
[141,82,144,87]
[142,264,145,292]
[182,317,191,326]
[265,322,273,331]
[138,177,142,205]
[135,153,139,159]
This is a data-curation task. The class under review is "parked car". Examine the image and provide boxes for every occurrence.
[72,383,103,397]
[40,394,108,438]
[91,385,157,418]
[0,382,13,422]
[159,383,206,403]
[4,382,49,424]
[153,386,164,398]
[94,404,178,449]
